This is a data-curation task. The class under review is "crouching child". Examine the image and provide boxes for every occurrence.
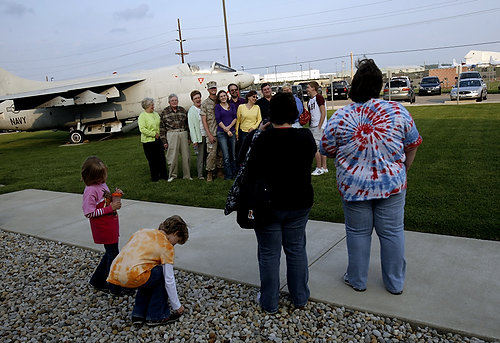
[107,215,188,326]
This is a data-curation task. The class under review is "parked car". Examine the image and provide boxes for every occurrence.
[450,78,487,101]
[383,77,415,103]
[298,82,310,102]
[418,76,442,95]
[240,90,258,100]
[459,71,482,80]
[292,85,303,101]
[331,80,350,100]
[271,85,282,96]
[240,90,250,99]
[325,85,332,100]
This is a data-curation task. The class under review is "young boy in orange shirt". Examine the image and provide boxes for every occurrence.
[107,215,188,326]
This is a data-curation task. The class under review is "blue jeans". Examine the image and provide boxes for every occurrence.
[217,131,236,179]
[132,265,170,321]
[89,243,121,294]
[237,130,250,159]
[254,208,311,312]
[342,190,406,293]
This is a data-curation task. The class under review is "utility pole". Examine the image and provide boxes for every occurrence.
[456,64,462,105]
[388,70,392,101]
[222,0,231,67]
[350,52,354,81]
[175,18,188,63]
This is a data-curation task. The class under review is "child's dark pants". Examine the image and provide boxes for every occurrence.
[90,243,121,294]
[132,265,170,321]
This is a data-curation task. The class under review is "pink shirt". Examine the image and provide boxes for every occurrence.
[82,183,119,244]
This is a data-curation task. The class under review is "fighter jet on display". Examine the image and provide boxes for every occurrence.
[0,61,254,143]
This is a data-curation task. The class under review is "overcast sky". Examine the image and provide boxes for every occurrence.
[1,0,499,81]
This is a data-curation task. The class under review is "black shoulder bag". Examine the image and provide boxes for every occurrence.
[224,131,272,229]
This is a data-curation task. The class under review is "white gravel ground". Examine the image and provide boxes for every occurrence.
[0,229,495,343]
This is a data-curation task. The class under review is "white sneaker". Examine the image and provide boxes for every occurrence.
[311,168,324,176]
[167,177,174,182]
[321,168,329,174]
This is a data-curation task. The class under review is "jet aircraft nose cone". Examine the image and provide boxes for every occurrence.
[235,72,254,89]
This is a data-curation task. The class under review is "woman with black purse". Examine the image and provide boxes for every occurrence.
[245,92,316,314]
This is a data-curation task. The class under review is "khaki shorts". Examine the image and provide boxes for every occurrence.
[309,126,323,148]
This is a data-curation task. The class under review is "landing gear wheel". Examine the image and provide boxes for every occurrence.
[70,130,85,144]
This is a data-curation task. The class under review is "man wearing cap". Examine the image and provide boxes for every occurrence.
[200,81,224,181]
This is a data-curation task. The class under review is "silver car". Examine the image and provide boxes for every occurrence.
[383,78,415,103]
[450,78,487,101]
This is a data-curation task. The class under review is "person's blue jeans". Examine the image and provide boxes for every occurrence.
[342,190,406,293]
[217,131,236,179]
[237,130,250,159]
[254,208,311,312]
[132,265,170,321]
[89,243,121,294]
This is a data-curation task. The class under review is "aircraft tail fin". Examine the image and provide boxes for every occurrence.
[0,68,46,96]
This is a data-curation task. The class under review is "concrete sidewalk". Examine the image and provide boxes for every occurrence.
[0,189,498,340]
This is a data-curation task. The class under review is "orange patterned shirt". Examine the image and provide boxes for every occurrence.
[107,229,174,288]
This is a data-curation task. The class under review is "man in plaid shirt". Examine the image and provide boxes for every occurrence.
[160,94,191,182]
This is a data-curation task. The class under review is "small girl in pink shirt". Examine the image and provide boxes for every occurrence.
[81,156,126,296]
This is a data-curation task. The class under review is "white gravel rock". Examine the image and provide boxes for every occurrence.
[0,230,494,343]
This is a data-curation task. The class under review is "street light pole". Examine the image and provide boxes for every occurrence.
[222,0,231,67]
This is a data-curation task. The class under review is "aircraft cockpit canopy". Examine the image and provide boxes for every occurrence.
[188,61,236,74]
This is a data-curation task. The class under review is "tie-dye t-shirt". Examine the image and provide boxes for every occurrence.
[107,229,174,288]
[320,99,422,201]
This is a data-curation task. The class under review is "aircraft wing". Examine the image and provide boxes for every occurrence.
[0,76,145,110]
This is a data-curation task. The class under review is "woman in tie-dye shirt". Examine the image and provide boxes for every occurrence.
[320,59,422,295]
[107,215,188,326]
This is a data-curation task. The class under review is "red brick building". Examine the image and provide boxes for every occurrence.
[429,67,470,88]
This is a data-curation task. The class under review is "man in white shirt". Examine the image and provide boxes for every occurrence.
[307,81,328,175]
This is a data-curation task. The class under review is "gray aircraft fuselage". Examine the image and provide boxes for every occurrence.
[0,63,254,134]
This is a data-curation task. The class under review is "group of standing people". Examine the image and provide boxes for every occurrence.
[105,58,422,318]
[138,81,268,183]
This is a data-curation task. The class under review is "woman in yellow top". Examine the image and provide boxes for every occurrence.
[236,90,261,154]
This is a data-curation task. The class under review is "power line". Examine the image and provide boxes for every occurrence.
[1,0,484,71]
[15,5,498,79]
[243,41,500,71]
[181,0,394,31]
[188,8,500,54]
[45,40,500,81]
[0,30,177,64]
[16,40,177,74]
[185,0,473,42]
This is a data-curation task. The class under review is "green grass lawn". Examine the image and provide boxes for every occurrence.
[0,103,499,240]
